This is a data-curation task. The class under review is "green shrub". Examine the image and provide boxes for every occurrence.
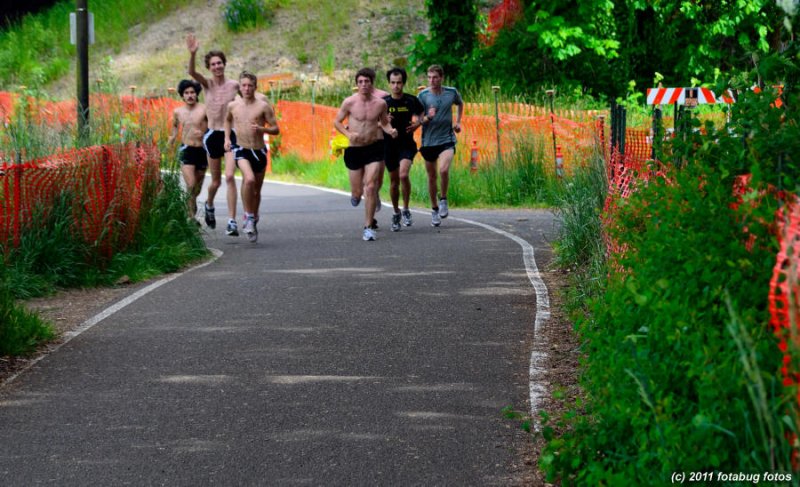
[544,160,793,483]
[544,52,800,482]
[222,0,278,32]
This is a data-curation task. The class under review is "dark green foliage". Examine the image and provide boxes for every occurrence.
[409,0,477,80]
[459,0,787,99]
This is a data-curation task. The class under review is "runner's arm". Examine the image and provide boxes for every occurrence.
[186,34,209,88]
[379,102,398,139]
[262,104,280,136]
[454,96,464,133]
[224,103,234,151]
[333,102,353,138]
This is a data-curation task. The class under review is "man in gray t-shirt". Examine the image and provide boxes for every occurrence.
[418,64,463,227]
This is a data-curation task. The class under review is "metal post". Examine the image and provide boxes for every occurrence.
[610,100,618,154]
[492,86,502,166]
[76,0,90,141]
[617,105,628,156]
[651,107,662,160]
[546,89,558,170]
[310,78,317,159]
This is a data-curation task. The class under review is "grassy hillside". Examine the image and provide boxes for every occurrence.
[0,0,425,99]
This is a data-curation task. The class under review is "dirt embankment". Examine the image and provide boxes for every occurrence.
[48,0,426,98]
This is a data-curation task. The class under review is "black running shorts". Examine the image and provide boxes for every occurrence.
[343,140,385,171]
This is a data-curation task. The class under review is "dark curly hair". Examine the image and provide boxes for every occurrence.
[177,79,202,96]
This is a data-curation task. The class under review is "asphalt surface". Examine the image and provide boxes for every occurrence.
[0,179,558,486]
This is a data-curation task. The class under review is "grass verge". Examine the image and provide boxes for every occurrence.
[269,132,565,209]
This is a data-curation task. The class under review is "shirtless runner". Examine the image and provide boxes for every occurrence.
[168,79,209,221]
[186,33,240,234]
[224,71,280,243]
[334,68,398,241]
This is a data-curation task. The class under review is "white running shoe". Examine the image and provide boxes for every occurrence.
[244,216,256,240]
[363,227,377,241]
[248,219,258,243]
[431,210,441,227]
[402,209,413,227]
[438,198,449,218]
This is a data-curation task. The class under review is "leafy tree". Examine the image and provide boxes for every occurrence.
[409,0,477,80]
[459,0,788,98]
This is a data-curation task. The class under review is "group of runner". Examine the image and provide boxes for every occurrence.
[169,34,463,243]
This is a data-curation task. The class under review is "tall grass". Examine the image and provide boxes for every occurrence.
[0,270,54,357]
[108,170,208,281]
[551,147,607,299]
[270,133,565,208]
[4,192,95,299]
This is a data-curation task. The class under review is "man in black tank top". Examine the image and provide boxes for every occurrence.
[382,67,425,231]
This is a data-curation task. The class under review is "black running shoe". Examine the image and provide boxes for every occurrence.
[204,203,216,229]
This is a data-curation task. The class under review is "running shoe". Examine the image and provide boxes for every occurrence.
[244,216,256,240]
[391,212,401,232]
[431,210,441,227]
[438,198,449,218]
[401,209,413,227]
[363,227,376,241]
[226,219,239,237]
[247,219,258,243]
[351,196,361,207]
[204,203,216,228]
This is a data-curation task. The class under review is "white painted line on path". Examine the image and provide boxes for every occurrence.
[452,217,551,432]
[1,248,223,389]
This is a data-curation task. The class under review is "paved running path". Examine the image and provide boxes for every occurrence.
[0,180,557,485]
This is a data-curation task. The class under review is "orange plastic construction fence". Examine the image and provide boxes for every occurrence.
[770,196,800,394]
[274,100,340,161]
[274,99,608,175]
[0,142,161,255]
[0,91,181,143]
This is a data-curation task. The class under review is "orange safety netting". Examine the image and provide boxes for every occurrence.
[770,196,800,394]
[2,92,611,174]
[0,91,181,142]
[0,142,161,255]
[769,196,800,467]
[274,100,340,161]
[274,99,607,175]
